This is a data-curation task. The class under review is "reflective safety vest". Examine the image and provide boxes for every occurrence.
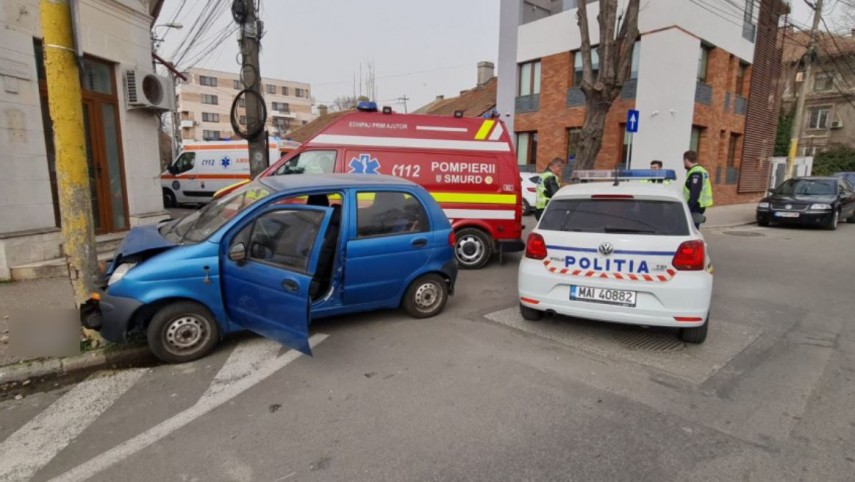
[683,165,713,208]
[536,171,557,209]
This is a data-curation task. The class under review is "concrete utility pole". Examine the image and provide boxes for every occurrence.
[239,0,268,177]
[786,0,825,180]
[39,0,99,307]
[399,94,410,113]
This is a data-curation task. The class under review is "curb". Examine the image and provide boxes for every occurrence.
[702,220,757,229]
[0,344,155,386]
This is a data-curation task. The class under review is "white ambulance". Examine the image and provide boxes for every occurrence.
[161,139,300,207]
[518,169,714,343]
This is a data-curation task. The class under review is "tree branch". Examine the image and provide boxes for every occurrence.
[576,0,594,93]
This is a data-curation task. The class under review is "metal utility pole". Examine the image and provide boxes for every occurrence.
[786,0,824,180]
[236,0,268,177]
[399,94,410,113]
[39,0,99,307]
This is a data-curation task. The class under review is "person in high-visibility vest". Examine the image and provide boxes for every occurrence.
[535,157,565,220]
[642,160,672,184]
[683,150,713,228]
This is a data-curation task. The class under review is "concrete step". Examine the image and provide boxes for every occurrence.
[10,252,114,281]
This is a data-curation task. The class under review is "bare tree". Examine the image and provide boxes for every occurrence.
[574,0,640,170]
[332,96,358,111]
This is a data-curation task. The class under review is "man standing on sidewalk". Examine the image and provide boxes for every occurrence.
[643,160,671,184]
[535,158,564,221]
[683,150,713,228]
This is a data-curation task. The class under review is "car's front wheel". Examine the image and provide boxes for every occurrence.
[402,274,448,319]
[147,301,221,363]
[824,209,839,231]
[757,217,770,227]
[679,315,709,344]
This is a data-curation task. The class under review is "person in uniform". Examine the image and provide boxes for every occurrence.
[535,158,564,221]
[683,150,713,228]
[643,160,671,184]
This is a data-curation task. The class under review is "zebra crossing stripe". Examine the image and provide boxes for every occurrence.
[49,334,328,482]
[200,338,283,403]
[0,369,147,482]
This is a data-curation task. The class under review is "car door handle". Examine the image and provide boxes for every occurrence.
[411,238,428,247]
[282,279,299,292]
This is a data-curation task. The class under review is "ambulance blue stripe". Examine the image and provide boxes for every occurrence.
[546,245,675,256]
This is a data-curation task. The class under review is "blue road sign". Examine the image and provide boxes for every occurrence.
[626,109,639,133]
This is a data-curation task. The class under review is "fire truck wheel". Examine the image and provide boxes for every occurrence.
[455,228,493,270]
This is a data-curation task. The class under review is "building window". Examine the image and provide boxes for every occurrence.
[814,72,834,92]
[273,117,291,131]
[266,84,276,94]
[295,88,306,98]
[697,45,712,83]
[233,79,241,90]
[282,86,289,96]
[573,49,599,87]
[727,134,740,167]
[518,60,541,96]
[201,94,218,105]
[203,130,221,140]
[202,112,220,122]
[744,0,755,24]
[808,107,830,129]
[238,98,245,108]
[272,102,290,112]
[516,132,538,166]
[736,63,747,96]
[630,42,641,80]
[690,126,704,153]
[567,128,582,162]
[199,75,217,87]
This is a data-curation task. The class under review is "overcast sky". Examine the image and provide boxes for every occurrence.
[154,0,841,113]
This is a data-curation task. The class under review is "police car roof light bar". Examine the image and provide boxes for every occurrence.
[574,169,677,181]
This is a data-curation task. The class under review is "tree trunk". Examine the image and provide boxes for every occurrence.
[575,92,611,170]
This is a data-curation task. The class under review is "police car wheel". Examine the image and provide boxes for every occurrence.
[402,274,448,319]
[679,315,709,344]
[455,228,493,269]
[147,301,221,364]
[519,303,544,321]
[522,199,532,216]
[163,188,176,208]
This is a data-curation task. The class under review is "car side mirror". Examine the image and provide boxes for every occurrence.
[228,243,247,263]
[167,164,178,175]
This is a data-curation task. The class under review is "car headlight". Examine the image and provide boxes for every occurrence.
[810,203,832,210]
[108,263,137,286]
[757,202,770,209]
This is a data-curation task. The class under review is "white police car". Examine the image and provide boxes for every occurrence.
[517,170,713,343]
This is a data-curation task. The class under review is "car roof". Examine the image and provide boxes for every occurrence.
[551,181,686,201]
[790,176,839,181]
[258,174,418,192]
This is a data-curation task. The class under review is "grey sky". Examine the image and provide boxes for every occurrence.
[155,0,500,113]
[154,1,845,113]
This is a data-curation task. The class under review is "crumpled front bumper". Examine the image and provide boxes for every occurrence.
[79,291,143,343]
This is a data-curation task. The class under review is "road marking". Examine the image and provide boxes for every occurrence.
[49,334,328,482]
[200,338,282,402]
[0,369,147,482]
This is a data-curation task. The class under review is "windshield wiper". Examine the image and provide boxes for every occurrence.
[603,227,656,234]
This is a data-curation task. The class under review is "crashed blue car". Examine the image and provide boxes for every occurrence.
[81,175,457,363]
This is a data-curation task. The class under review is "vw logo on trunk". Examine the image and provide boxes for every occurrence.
[598,242,615,256]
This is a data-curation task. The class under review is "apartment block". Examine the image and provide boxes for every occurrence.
[498,0,789,204]
[177,67,315,141]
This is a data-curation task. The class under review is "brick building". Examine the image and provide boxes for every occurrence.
[497,0,789,205]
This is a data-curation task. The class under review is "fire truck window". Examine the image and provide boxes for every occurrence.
[356,191,429,238]
[275,150,336,175]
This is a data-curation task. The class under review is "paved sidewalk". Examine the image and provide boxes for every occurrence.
[702,203,757,228]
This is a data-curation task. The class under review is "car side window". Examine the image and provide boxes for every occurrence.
[356,191,429,238]
[173,152,195,174]
[247,210,326,273]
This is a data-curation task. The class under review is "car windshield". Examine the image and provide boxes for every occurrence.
[776,179,836,196]
[273,150,336,175]
[159,182,272,244]
[539,199,689,236]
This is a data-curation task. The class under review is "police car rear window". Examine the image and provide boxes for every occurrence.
[539,199,689,236]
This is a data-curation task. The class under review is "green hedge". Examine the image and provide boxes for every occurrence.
[813,146,855,176]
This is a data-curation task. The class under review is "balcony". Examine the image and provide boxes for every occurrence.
[271,110,296,119]
[515,94,540,113]
[695,82,712,106]
[180,120,194,129]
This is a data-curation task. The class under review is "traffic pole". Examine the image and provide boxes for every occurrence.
[39,0,100,337]
[785,0,824,181]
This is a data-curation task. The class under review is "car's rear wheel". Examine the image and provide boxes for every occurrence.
[455,228,493,270]
[147,301,220,363]
[402,274,448,319]
[824,209,839,231]
[520,303,544,321]
[522,198,532,216]
[163,188,177,208]
[679,315,709,344]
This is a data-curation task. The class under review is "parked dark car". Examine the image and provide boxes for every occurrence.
[833,171,855,186]
[756,177,855,230]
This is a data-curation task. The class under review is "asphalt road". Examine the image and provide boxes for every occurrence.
[2,220,854,481]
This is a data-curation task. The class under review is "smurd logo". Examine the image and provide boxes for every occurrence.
[348,153,381,174]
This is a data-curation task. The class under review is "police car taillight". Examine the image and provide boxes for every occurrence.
[525,232,547,260]
[672,240,705,271]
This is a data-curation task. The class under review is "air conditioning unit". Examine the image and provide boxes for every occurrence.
[179,120,195,129]
[831,120,844,129]
[124,70,174,112]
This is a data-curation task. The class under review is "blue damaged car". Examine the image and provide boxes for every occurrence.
[80,175,457,363]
